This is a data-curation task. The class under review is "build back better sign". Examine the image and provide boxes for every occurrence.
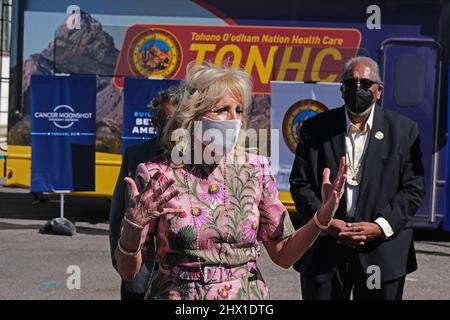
[122,78,180,153]
[30,75,96,192]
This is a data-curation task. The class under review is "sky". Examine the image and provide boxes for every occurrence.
[23,0,227,58]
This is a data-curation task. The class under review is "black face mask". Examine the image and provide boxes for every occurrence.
[344,87,374,114]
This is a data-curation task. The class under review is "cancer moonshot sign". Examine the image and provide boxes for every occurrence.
[30,75,96,192]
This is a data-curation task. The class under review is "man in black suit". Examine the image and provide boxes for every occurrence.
[289,56,425,300]
[109,86,178,300]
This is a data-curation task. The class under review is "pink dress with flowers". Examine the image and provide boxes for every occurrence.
[135,153,294,300]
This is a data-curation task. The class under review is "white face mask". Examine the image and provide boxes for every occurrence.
[193,116,241,156]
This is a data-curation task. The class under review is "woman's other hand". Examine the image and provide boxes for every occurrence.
[124,171,180,228]
[318,156,347,225]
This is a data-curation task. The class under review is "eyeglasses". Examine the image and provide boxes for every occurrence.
[342,78,381,90]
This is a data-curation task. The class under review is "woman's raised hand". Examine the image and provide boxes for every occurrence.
[319,156,347,224]
[124,171,180,228]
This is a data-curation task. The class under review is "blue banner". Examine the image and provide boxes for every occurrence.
[30,75,96,192]
[122,78,180,153]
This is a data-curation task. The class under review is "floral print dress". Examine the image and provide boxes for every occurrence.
[135,153,294,300]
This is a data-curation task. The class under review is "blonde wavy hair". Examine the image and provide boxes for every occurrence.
[160,61,252,157]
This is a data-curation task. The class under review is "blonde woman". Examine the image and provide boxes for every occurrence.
[115,62,347,300]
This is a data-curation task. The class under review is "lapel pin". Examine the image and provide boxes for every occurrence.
[375,131,384,140]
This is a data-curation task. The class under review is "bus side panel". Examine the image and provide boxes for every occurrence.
[6,145,121,197]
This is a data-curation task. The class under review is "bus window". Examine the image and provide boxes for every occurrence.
[394,53,426,108]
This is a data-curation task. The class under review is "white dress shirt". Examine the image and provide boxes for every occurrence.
[345,105,394,239]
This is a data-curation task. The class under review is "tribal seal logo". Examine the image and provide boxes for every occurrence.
[282,99,328,153]
[128,28,182,78]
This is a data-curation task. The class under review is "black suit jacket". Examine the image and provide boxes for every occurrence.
[289,105,425,282]
[109,138,163,294]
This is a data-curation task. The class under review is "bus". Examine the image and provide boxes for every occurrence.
[0,0,10,174]
[4,0,450,231]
